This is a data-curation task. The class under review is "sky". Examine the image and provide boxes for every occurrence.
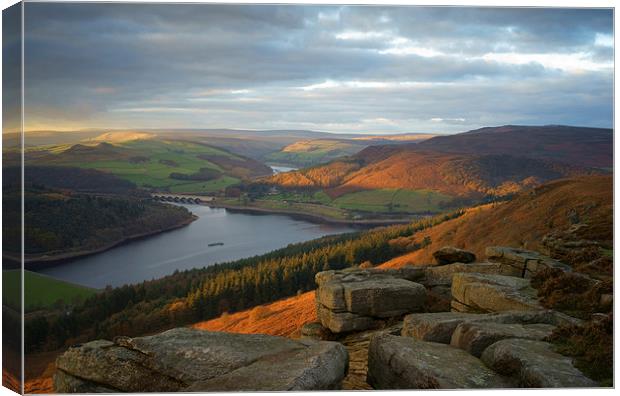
[17,3,614,134]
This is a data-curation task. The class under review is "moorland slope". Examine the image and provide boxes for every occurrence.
[194,175,612,336]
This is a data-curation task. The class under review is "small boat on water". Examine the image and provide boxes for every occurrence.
[208,242,224,247]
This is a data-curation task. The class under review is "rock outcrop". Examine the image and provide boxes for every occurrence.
[365,242,597,390]
[433,246,476,265]
[315,268,427,333]
[451,272,543,313]
[367,335,510,389]
[481,339,597,387]
[450,322,555,357]
[424,262,506,286]
[401,310,574,346]
[54,328,349,392]
[486,246,571,278]
[300,322,333,341]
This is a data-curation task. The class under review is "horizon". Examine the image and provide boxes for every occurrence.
[12,123,614,138]
[4,4,614,134]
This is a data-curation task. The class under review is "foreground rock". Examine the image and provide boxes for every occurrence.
[54,328,349,392]
[367,335,510,389]
[481,339,597,387]
[315,269,426,333]
[450,322,555,357]
[340,323,403,390]
[451,273,543,313]
[485,246,571,278]
[424,262,506,286]
[433,246,476,265]
[402,310,575,345]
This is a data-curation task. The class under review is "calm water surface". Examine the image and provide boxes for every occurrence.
[38,204,357,289]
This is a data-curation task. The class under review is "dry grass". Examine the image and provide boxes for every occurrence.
[381,176,612,268]
[192,291,317,338]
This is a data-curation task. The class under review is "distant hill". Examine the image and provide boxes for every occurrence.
[265,125,609,201]
[418,125,612,168]
[24,138,273,194]
[265,146,596,199]
[265,138,369,167]
[264,134,436,167]
[88,131,155,143]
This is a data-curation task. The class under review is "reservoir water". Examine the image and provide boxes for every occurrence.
[37,204,357,289]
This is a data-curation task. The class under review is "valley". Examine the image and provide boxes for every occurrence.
[13,125,614,392]
[6,4,614,393]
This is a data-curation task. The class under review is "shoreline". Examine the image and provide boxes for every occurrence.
[207,202,416,226]
[16,215,198,270]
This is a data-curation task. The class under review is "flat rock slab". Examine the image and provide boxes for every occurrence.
[481,339,597,388]
[451,322,555,357]
[402,310,576,345]
[485,246,571,278]
[424,262,507,286]
[402,312,487,343]
[451,273,543,313]
[54,328,349,392]
[367,335,510,389]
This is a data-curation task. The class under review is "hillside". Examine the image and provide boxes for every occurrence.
[380,175,612,268]
[266,148,595,199]
[193,175,612,338]
[193,291,316,338]
[88,131,155,143]
[418,125,612,169]
[264,134,435,167]
[24,137,272,194]
[265,138,368,167]
[3,166,196,266]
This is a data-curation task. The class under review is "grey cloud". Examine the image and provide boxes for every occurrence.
[21,3,613,133]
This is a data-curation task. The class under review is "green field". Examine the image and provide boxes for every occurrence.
[28,139,244,194]
[262,188,451,214]
[332,189,452,213]
[223,187,453,220]
[3,270,98,312]
[265,139,365,167]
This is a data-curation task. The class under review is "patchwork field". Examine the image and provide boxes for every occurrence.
[24,138,272,194]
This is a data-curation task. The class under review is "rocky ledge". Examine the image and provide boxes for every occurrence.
[54,328,348,392]
[54,244,604,392]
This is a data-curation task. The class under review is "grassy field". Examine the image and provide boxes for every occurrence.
[332,189,452,213]
[3,270,98,312]
[221,187,453,220]
[262,188,451,214]
[265,139,365,167]
[27,139,244,194]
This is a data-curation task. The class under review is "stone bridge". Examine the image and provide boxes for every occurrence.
[151,194,214,204]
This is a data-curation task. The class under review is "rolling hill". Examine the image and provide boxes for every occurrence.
[262,125,609,218]
[24,134,273,194]
[266,147,595,199]
[264,134,436,167]
[417,125,612,169]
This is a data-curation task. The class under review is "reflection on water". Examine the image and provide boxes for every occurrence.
[37,205,356,288]
[270,165,297,174]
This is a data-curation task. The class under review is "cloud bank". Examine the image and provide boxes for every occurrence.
[23,4,613,134]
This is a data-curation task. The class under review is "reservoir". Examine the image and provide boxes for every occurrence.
[37,204,357,289]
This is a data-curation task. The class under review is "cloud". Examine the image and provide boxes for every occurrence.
[21,3,613,133]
